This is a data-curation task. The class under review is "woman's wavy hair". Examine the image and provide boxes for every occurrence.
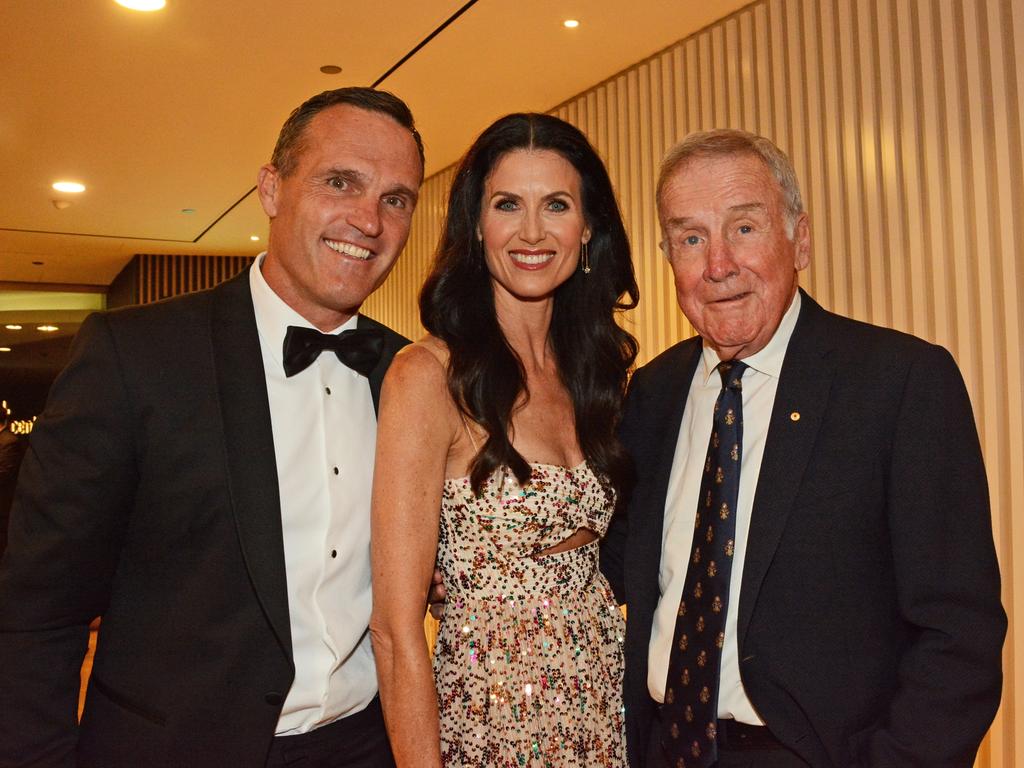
[420,113,639,496]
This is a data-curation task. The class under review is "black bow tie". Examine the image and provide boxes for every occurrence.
[282,325,385,378]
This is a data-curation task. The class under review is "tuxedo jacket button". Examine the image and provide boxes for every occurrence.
[265,692,284,706]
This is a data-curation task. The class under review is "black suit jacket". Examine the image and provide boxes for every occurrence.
[0,271,408,768]
[602,291,1005,768]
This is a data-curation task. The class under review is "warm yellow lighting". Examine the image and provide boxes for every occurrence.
[115,0,166,10]
[4,324,22,330]
[53,181,85,193]
[37,325,59,332]
[250,235,260,241]
[0,347,11,353]
[10,419,35,435]
[563,19,580,28]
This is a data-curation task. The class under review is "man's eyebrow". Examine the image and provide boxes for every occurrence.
[663,216,700,229]
[385,183,419,204]
[319,167,365,183]
[729,202,768,213]
[319,167,418,202]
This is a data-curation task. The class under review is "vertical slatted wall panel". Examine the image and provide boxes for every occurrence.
[134,253,254,305]
[364,1,1023,760]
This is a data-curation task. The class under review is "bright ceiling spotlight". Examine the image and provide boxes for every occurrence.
[52,181,85,193]
[4,325,23,330]
[37,325,60,332]
[115,0,167,10]
[250,235,260,241]
[563,19,580,28]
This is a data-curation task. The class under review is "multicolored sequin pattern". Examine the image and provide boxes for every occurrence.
[433,463,626,767]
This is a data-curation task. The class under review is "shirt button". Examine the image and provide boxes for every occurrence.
[325,386,331,395]
[331,550,337,558]
[333,466,339,475]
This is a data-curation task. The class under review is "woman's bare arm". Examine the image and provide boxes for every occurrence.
[369,342,456,768]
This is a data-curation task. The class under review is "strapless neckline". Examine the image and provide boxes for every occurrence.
[442,459,588,486]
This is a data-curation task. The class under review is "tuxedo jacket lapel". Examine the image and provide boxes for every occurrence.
[210,273,293,662]
[357,313,406,415]
[737,293,836,645]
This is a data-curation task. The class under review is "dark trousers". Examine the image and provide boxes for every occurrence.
[266,698,395,768]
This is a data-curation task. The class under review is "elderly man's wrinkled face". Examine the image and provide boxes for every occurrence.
[658,153,810,360]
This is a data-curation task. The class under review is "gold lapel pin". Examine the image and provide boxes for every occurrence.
[790,411,801,421]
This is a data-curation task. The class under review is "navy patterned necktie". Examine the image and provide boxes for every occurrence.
[662,359,748,768]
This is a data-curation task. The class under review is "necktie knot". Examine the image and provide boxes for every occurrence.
[717,360,748,391]
[282,325,384,378]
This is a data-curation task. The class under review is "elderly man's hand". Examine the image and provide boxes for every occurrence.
[427,567,446,620]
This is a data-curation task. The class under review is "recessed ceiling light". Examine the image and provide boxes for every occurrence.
[31,261,44,266]
[115,0,166,10]
[563,19,580,28]
[181,208,196,214]
[52,181,85,193]
[250,235,260,241]
[0,347,11,353]
[37,325,59,333]
[320,65,342,75]
[4,325,22,330]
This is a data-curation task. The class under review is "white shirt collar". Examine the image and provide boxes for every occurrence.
[699,289,802,384]
[249,253,359,372]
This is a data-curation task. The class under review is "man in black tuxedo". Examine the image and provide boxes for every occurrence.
[602,129,1005,767]
[0,87,424,768]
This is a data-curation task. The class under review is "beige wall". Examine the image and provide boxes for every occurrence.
[363,0,1024,763]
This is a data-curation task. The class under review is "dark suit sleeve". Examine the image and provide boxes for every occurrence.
[0,313,138,767]
[601,372,646,606]
[852,344,1005,767]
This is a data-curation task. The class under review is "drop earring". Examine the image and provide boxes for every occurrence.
[581,240,591,274]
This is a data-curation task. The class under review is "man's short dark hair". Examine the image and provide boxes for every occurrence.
[270,87,424,177]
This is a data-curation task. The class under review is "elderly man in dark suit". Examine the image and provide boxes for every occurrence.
[602,129,1005,768]
[0,87,423,768]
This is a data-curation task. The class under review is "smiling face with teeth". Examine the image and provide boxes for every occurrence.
[478,149,590,312]
[257,103,422,331]
[659,152,810,360]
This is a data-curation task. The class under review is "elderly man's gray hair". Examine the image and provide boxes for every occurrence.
[657,128,804,238]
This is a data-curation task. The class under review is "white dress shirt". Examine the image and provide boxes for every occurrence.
[249,257,378,735]
[648,291,802,723]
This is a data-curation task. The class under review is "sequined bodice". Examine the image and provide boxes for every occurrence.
[438,462,616,598]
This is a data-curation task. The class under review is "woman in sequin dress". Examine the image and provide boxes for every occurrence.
[370,113,638,768]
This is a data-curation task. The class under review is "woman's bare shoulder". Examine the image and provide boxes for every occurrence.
[382,336,453,412]
[389,335,448,375]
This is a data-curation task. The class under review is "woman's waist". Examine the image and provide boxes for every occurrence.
[439,539,603,596]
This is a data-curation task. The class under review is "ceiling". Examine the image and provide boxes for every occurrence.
[0,0,750,288]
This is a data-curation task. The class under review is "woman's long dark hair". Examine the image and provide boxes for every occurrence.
[420,113,639,496]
